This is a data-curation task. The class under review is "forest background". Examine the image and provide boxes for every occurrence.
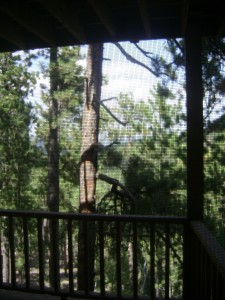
[0,38,225,249]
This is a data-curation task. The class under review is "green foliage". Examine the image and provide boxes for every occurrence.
[32,46,83,211]
[0,38,225,295]
[123,89,186,215]
[0,52,37,209]
[98,85,186,216]
[149,38,225,246]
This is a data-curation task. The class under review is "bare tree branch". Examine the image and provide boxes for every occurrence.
[96,173,137,205]
[104,140,120,148]
[114,42,160,77]
[101,101,127,126]
[98,190,113,211]
[171,38,184,54]
[101,96,117,103]
[133,42,168,69]
[133,43,156,60]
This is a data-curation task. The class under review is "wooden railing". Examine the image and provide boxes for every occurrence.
[1,210,225,300]
[186,221,225,300]
[0,210,187,299]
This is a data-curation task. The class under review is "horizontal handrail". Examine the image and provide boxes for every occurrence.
[0,209,187,223]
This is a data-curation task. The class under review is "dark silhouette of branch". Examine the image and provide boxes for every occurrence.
[133,42,169,70]
[133,42,179,79]
[172,38,184,54]
[79,141,119,166]
[114,42,160,77]
[96,173,137,205]
[101,96,117,102]
[101,101,127,126]
[133,43,156,61]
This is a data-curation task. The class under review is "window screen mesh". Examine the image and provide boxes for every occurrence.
[96,41,187,216]
[202,38,225,248]
[0,40,187,216]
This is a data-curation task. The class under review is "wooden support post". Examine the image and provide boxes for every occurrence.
[185,28,203,221]
[183,26,204,300]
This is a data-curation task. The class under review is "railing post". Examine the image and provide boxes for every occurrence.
[37,218,44,290]
[99,221,105,297]
[8,217,16,287]
[67,219,74,294]
[184,22,203,300]
[0,231,2,287]
[186,27,203,221]
[23,217,30,288]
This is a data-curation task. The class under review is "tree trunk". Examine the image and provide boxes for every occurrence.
[79,43,103,213]
[47,47,59,289]
[78,43,103,291]
[47,47,59,212]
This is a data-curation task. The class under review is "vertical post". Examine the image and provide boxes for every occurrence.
[165,224,170,300]
[150,224,155,300]
[116,222,121,297]
[83,220,89,296]
[8,217,15,287]
[99,221,105,297]
[67,219,74,294]
[132,222,138,298]
[0,230,2,287]
[185,28,203,221]
[38,218,44,290]
[183,26,203,300]
[23,217,30,288]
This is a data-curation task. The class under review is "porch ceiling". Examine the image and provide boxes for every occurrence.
[0,0,223,52]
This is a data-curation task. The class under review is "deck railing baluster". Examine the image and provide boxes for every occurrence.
[218,275,225,299]
[203,250,208,300]
[150,223,155,300]
[210,261,214,300]
[198,235,203,299]
[37,218,44,290]
[50,218,60,292]
[132,222,138,298]
[201,244,204,299]
[23,217,30,288]
[212,266,218,300]
[165,224,170,300]
[8,217,16,287]
[83,220,89,296]
[116,221,121,297]
[67,219,74,294]
[205,252,211,300]
[99,220,105,297]
[198,243,203,300]
[0,227,3,287]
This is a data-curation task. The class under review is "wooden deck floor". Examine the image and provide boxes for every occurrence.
[0,290,61,300]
